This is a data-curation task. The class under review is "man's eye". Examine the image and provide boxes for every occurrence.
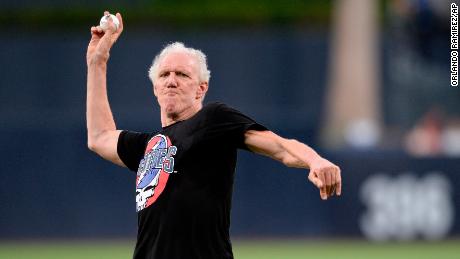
[177,72,188,77]
[160,72,168,77]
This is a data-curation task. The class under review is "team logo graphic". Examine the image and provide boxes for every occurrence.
[136,134,177,212]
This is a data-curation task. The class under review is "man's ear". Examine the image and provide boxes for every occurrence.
[196,82,208,99]
[153,83,158,97]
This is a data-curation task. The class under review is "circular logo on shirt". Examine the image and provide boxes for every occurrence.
[136,134,177,212]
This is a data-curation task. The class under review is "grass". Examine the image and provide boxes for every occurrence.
[233,239,460,259]
[0,239,459,259]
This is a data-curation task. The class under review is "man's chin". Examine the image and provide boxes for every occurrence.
[164,104,179,119]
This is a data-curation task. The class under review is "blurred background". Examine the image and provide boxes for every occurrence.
[1,0,459,258]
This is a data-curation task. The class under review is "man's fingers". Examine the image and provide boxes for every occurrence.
[91,25,104,34]
[87,11,122,64]
[335,167,342,196]
[318,165,328,199]
[320,186,327,200]
[325,170,332,196]
[329,169,337,196]
[336,182,342,196]
[307,158,341,200]
[90,26,103,35]
[318,170,326,198]
[336,171,342,196]
[308,173,323,188]
[330,185,336,196]
[104,17,117,34]
[116,13,124,32]
[308,173,327,200]
[109,13,124,44]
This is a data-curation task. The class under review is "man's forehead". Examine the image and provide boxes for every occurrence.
[159,52,197,69]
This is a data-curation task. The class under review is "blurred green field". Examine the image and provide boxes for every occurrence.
[0,239,459,259]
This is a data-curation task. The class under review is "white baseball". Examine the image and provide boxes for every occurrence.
[99,14,120,31]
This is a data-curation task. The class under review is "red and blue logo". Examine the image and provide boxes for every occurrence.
[136,134,177,212]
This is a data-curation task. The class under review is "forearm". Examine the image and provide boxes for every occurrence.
[245,130,341,199]
[86,62,117,148]
[279,139,322,169]
[245,130,322,169]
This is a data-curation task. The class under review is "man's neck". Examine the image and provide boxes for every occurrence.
[161,103,202,127]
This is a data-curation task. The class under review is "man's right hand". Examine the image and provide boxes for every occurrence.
[86,11,124,66]
[86,11,126,168]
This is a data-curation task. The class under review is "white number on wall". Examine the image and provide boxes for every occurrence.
[360,172,454,241]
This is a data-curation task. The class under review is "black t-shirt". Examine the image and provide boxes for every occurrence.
[117,102,267,259]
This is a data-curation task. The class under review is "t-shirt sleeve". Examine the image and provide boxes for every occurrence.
[205,103,268,150]
[117,130,152,172]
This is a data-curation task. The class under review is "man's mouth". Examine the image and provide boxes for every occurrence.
[165,92,178,96]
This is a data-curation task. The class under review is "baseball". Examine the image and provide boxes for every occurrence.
[99,14,120,31]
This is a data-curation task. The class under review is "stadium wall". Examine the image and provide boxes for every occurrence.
[1,28,458,240]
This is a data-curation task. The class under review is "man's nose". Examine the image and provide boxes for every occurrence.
[166,73,178,88]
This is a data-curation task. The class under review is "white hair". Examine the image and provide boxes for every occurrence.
[148,42,211,85]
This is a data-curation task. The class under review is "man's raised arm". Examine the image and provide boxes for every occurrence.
[244,130,341,200]
[86,12,125,167]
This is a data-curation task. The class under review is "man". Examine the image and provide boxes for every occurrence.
[87,12,341,259]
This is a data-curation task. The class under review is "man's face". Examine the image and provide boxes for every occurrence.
[154,51,207,118]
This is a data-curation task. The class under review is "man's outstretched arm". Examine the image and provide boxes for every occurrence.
[86,11,125,167]
[244,130,341,200]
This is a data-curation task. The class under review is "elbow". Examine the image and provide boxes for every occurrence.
[87,134,101,153]
[87,130,105,152]
[87,139,97,152]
